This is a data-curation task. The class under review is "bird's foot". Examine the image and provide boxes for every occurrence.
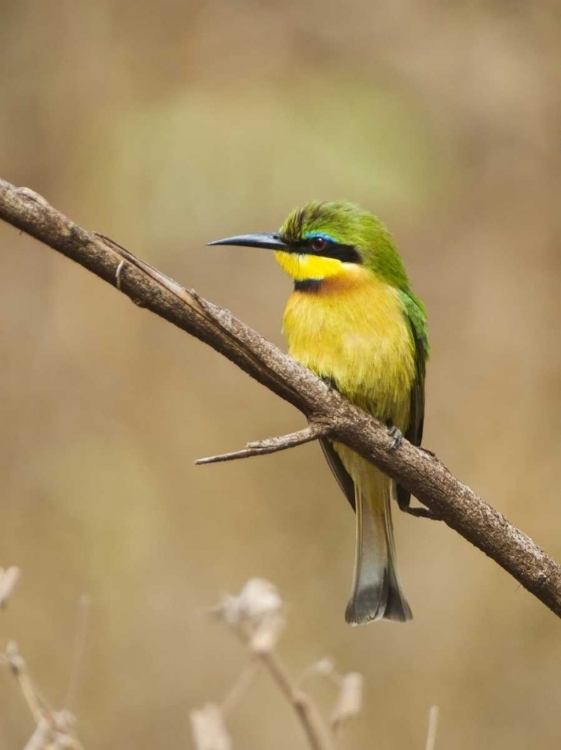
[388,425,403,450]
[419,446,437,459]
[400,505,441,521]
[321,376,337,392]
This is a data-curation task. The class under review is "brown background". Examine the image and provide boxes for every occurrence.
[1,1,561,747]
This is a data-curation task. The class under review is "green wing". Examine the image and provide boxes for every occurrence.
[320,438,356,511]
[396,290,429,510]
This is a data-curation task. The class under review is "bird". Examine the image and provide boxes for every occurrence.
[209,201,429,624]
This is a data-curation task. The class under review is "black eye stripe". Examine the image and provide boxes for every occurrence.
[302,241,361,264]
[278,233,362,264]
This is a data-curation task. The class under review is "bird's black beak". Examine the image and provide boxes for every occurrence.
[207,232,288,251]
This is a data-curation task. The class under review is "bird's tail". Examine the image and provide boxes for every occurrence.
[345,472,412,625]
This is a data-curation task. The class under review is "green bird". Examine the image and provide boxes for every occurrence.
[210,201,429,624]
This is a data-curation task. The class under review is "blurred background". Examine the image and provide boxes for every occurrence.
[1,0,561,747]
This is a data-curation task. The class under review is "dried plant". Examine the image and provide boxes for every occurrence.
[0,568,85,750]
[191,579,439,750]
[1,569,439,749]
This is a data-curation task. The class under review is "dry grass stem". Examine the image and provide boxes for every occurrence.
[331,673,363,736]
[64,594,91,711]
[0,566,21,608]
[5,641,45,725]
[425,705,440,750]
[260,650,337,750]
[2,641,84,748]
[190,704,232,750]
[221,658,261,718]
[22,719,52,750]
[1,576,85,749]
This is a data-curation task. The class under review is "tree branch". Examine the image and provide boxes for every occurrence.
[195,423,330,465]
[2,177,561,618]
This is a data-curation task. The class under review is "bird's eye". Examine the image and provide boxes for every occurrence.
[310,237,327,252]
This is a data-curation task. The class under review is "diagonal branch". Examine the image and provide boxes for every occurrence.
[1,178,561,618]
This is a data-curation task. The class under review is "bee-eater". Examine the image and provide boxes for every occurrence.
[209,201,429,624]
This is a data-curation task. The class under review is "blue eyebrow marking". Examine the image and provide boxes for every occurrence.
[303,232,336,243]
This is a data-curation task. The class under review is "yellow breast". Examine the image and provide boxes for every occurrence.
[282,268,415,430]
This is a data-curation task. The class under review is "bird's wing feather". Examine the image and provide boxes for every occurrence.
[319,291,428,515]
[396,291,429,509]
[320,437,356,511]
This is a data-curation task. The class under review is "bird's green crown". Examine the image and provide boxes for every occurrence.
[280,200,411,292]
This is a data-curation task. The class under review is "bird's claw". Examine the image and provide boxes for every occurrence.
[401,505,441,521]
[388,425,403,450]
[321,376,336,392]
[419,446,437,459]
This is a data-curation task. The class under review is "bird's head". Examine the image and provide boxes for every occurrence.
[209,201,410,290]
